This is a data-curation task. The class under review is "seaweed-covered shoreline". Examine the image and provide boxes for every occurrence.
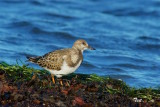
[0,62,160,107]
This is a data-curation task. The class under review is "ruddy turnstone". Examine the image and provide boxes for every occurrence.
[27,39,95,85]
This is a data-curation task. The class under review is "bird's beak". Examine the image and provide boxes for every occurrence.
[88,45,95,50]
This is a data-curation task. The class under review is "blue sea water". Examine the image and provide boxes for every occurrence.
[0,0,160,87]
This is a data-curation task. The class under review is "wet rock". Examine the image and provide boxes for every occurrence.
[0,67,159,107]
[56,100,66,107]
[33,99,41,105]
[3,92,11,100]
[43,95,55,103]
[14,94,23,101]
[31,93,39,99]
[73,97,85,106]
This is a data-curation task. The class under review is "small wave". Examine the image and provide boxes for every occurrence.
[18,52,38,58]
[102,9,159,17]
[30,1,44,6]
[111,63,147,70]
[82,61,97,68]
[2,1,24,4]
[153,1,160,7]
[31,27,51,34]
[106,55,146,63]
[104,67,127,72]
[31,27,76,41]
[134,36,160,53]
[0,48,16,53]
[136,43,160,51]
[111,63,160,71]
[108,74,135,79]
[10,21,32,27]
[44,44,60,50]
[1,38,20,45]
[137,36,160,42]
[44,12,77,20]
[53,31,77,40]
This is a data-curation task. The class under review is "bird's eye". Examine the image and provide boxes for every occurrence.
[82,42,85,45]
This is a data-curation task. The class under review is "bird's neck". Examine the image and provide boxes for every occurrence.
[72,47,84,54]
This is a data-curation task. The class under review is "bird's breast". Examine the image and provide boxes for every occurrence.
[62,60,82,73]
[47,60,82,76]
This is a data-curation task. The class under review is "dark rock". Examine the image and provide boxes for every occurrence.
[56,100,66,107]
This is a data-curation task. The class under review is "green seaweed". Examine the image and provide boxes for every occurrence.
[87,74,160,101]
[0,62,160,102]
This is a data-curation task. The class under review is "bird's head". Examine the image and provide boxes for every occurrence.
[72,39,95,52]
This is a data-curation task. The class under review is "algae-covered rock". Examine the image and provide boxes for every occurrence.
[0,62,160,106]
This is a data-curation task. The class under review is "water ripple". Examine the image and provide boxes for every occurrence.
[11,21,32,27]
[44,12,77,20]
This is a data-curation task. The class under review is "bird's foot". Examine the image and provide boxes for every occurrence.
[57,78,63,86]
[51,74,55,85]
[57,78,71,87]
[63,79,70,87]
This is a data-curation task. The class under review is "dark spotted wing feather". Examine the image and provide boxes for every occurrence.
[36,49,70,70]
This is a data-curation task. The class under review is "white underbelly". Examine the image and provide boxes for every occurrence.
[45,60,82,78]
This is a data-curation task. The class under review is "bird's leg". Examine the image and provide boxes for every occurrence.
[65,80,70,87]
[75,75,78,79]
[59,78,63,86]
[51,74,55,84]
[57,78,63,86]
[62,79,70,86]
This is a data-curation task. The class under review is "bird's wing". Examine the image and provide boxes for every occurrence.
[36,49,70,70]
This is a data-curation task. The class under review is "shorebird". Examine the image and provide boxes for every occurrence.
[27,39,95,85]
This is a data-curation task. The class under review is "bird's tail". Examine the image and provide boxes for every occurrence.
[26,56,41,63]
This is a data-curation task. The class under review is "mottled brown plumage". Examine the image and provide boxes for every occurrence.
[27,39,95,78]
[36,48,83,70]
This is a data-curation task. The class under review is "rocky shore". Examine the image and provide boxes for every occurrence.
[0,62,160,107]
